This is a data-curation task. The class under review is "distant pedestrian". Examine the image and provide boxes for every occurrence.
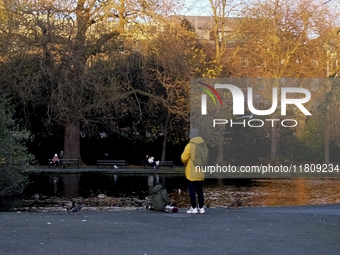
[181,128,206,214]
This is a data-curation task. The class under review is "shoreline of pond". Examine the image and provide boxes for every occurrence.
[26,166,185,175]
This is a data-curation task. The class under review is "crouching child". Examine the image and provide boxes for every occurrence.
[147,182,178,213]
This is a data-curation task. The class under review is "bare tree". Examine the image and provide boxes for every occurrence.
[4,0,179,162]
[231,0,334,163]
[140,21,202,160]
[208,0,242,66]
[321,81,340,163]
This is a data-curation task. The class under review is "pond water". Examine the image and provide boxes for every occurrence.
[1,173,340,211]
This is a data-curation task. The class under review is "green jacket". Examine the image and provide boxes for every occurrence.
[151,183,171,211]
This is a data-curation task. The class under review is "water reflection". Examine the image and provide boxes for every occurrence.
[2,174,340,210]
[182,178,340,208]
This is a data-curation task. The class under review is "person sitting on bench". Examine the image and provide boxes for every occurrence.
[52,154,60,168]
[145,155,159,170]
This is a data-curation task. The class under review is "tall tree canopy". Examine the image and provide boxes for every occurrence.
[1,0,179,162]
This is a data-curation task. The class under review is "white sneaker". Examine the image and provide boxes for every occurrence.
[199,207,205,214]
[186,207,198,214]
[156,161,159,166]
[165,205,174,213]
[114,165,118,169]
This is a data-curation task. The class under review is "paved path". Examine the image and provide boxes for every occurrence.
[1,204,340,255]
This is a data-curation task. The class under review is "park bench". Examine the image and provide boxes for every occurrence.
[143,160,174,169]
[96,160,128,169]
[159,161,174,168]
[48,159,54,168]
[48,158,80,168]
[60,159,80,168]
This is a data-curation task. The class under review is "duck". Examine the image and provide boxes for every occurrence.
[67,201,83,215]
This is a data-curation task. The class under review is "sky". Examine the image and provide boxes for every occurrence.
[180,0,340,17]
[180,0,252,17]
[180,0,213,16]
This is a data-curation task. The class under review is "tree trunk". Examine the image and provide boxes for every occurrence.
[63,120,82,163]
[295,113,307,138]
[270,124,279,164]
[324,122,330,163]
[161,111,171,161]
[217,141,224,165]
[161,132,167,161]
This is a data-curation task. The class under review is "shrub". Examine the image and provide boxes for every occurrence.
[0,96,34,197]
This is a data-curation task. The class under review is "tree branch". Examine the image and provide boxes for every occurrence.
[86,30,120,57]
[122,89,183,115]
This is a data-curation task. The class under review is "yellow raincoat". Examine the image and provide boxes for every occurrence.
[181,137,205,181]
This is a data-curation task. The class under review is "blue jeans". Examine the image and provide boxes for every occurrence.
[188,180,204,208]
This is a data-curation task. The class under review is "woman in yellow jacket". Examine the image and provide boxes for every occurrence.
[181,129,205,214]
